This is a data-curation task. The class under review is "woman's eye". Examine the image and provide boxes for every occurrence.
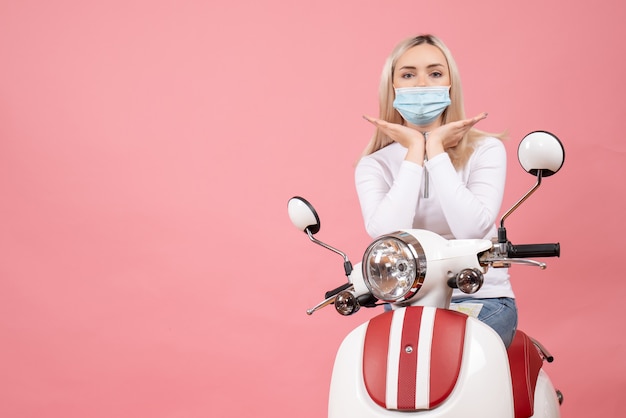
[401,73,415,79]
[431,71,443,78]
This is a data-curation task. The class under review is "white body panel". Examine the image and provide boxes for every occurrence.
[531,370,561,418]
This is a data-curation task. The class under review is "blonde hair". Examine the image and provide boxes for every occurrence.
[362,34,506,169]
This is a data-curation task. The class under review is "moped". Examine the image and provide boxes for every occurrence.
[288,131,565,417]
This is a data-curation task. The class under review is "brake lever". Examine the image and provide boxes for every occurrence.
[484,257,547,269]
[306,284,355,315]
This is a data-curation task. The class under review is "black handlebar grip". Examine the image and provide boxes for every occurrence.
[508,243,560,258]
[324,282,352,299]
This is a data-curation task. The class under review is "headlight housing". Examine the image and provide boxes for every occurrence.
[362,232,427,302]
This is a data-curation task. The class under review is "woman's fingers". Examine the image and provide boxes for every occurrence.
[455,112,487,132]
[363,115,400,134]
[363,114,385,126]
[475,112,488,121]
[469,112,488,126]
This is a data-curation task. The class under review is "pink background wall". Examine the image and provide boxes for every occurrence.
[1,0,624,417]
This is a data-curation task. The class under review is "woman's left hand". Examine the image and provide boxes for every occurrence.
[427,112,488,157]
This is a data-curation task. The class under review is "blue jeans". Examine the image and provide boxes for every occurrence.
[452,297,518,347]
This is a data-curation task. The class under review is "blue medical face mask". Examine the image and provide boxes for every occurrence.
[392,86,451,126]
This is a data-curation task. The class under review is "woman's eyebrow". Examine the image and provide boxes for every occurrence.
[398,63,445,71]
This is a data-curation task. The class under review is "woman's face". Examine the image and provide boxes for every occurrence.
[393,44,451,88]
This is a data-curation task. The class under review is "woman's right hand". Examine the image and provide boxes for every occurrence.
[363,115,426,164]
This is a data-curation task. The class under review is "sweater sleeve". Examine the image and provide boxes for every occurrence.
[425,137,507,239]
[355,157,424,238]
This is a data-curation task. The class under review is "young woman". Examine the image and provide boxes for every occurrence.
[355,34,516,347]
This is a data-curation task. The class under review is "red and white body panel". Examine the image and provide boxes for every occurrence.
[328,306,560,418]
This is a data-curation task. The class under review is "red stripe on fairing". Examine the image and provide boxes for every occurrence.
[363,307,467,411]
[397,307,423,409]
[362,311,394,408]
[429,309,467,407]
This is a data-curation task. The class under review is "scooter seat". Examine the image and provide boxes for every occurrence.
[507,330,544,418]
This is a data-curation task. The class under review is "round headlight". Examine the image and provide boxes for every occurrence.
[362,232,427,302]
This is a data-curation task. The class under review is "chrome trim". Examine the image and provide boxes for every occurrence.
[361,231,427,302]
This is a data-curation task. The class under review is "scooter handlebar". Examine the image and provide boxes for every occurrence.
[324,282,352,299]
[507,243,560,258]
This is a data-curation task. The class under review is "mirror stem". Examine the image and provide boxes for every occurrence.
[498,170,544,243]
[306,229,353,276]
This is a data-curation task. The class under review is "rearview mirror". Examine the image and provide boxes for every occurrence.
[518,131,565,177]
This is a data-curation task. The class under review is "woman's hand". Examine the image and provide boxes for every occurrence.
[363,115,426,164]
[426,112,488,158]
